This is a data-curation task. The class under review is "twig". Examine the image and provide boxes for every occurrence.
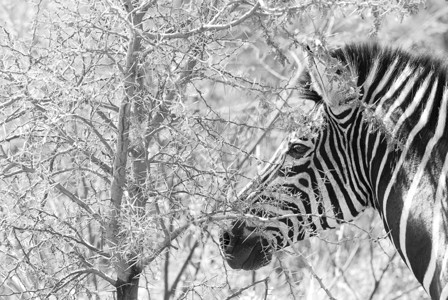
[72,114,115,157]
[278,259,299,300]
[235,51,304,170]
[164,249,170,300]
[1,157,103,225]
[367,251,397,300]
[286,240,337,300]
[0,94,23,109]
[263,277,269,300]
[168,241,199,297]
[388,285,423,300]
[299,255,337,300]
[51,180,103,224]
[48,268,117,295]
[225,277,269,300]
[327,243,360,290]
[142,2,261,40]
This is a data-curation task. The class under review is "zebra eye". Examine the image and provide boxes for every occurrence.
[288,143,310,159]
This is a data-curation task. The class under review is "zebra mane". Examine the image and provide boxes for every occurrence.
[299,42,448,151]
[301,43,448,107]
[337,43,446,94]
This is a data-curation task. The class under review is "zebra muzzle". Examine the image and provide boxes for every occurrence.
[220,220,273,270]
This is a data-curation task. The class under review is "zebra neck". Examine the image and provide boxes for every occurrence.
[311,110,375,228]
[365,78,448,296]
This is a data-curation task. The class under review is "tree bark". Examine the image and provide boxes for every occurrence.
[108,4,147,299]
[116,265,142,300]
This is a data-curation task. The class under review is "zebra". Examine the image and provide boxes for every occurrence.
[220,43,448,299]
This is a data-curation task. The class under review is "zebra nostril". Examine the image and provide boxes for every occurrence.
[220,231,233,252]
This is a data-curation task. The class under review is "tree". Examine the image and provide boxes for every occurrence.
[0,0,440,299]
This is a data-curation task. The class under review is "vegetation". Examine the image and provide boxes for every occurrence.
[0,0,445,299]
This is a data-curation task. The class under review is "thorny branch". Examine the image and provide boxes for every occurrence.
[225,277,269,300]
[142,2,261,40]
[0,0,429,299]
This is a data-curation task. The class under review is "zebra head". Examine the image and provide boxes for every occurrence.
[220,132,318,270]
[220,46,371,270]
[221,48,370,270]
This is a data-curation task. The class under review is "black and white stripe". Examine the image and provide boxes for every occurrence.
[221,43,448,299]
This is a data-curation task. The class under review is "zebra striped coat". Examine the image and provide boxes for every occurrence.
[220,43,448,299]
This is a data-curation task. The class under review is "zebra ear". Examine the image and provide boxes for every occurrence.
[306,51,357,108]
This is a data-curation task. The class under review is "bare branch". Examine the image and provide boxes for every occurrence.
[235,51,304,170]
[225,277,269,300]
[49,268,117,293]
[141,2,261,40]
[168,241,199,297]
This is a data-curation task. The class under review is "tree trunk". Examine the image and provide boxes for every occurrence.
[116,265,142,300]
[108,6,148,300]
